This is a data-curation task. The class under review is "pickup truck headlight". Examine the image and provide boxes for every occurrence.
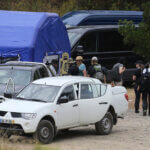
[21,113,37,120]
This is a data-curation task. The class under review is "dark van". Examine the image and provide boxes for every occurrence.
[62,10,143,26]
[67,25,143,83]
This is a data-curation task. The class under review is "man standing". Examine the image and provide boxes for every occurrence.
[140,62,150,116]
[88,56,106,83]
[133,60,144,113]
[76,56,87,77]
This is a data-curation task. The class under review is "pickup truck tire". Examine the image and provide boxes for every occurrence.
[34,120,54,144]
[95,112,113,135]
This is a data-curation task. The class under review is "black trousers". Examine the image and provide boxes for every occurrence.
[134,85,141,111]
[142,90,150,111]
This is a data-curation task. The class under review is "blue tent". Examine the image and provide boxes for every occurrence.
[0,10,71,62]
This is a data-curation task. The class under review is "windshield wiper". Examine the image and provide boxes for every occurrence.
[15,97,26,100]
[15,97,47,103]
[25,98,47,103]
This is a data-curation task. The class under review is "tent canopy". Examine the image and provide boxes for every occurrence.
[0,10,71,62]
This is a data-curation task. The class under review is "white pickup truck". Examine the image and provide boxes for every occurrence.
[0,76,128,144]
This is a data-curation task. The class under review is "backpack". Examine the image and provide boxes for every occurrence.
[94,64,104,81]
[140,69,150,91]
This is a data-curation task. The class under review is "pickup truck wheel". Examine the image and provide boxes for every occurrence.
[95,112,113,135]
[34,120,54,144]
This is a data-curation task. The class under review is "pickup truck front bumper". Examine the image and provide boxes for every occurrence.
[0,116,38,134]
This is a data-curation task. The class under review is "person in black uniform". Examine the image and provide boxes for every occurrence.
[133,60,144,113]
[140,62,150,116]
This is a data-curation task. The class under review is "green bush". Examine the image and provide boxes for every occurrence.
[118,2,150,61]
[0,0,149,16]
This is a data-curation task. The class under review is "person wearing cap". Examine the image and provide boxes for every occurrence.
[133,60,144,113]
[68,58,79,75]
[88,56,106,83]
[76,56,87,76]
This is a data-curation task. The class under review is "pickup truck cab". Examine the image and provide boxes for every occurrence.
[0,76,128,144]
[0,61,52,95]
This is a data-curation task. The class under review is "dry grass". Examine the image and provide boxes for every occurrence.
[0,142,58,150]
[127,88,142,110]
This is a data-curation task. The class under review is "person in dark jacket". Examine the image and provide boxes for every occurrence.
[88,57,107,83]
[133,60,144,113]
[140,62,150,116]
[68,58,79,76]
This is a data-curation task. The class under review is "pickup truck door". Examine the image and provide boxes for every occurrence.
[56,85,79,129]
[78,83,109,125]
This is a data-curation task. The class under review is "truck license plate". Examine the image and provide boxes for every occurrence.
[0,119,15,124]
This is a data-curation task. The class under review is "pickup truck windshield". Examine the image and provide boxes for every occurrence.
[16,83,60,102]
[68,32,81,47]
[0,69,31,86]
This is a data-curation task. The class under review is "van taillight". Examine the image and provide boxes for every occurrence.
[124,93,129,101]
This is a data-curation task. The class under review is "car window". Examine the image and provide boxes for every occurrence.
[39,67,49,78]
[96,84,107,97]
[60,85,75,101]
[74,83,79,99]
[98,31,132,52]
[16,83,60,102]
[33,70,40,80]
[0,69,31,86]
[91,84,98,98]
[80,84,94,99]
[79,32,97,52]
[68,32,82,47]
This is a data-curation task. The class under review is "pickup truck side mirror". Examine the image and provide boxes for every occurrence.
[75,45,84,55]
[57,95,69,104]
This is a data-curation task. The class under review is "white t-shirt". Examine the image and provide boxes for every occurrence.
[143,68,150,73]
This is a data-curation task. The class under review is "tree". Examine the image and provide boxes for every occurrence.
[118,2,150,61]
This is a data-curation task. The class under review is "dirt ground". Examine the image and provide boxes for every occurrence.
[1,89,150,150]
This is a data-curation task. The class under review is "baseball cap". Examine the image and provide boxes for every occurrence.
[92,56,98,61]
[76,56,83,61]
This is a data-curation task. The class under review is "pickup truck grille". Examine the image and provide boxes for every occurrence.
[0,123,23,131]
[0,111,7,116]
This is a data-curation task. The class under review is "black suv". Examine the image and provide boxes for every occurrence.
[0,61,52,95]
[67,25,143,83]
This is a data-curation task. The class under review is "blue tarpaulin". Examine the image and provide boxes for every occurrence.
[0,10,71,62]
